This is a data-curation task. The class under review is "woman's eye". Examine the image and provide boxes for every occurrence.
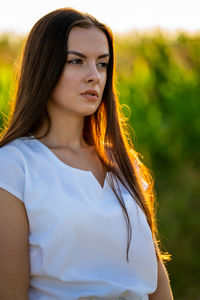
[67,59,82,64]
[66,59,108,68]
[97,62,108,68]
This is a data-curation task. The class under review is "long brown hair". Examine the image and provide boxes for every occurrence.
[0,8,168,262]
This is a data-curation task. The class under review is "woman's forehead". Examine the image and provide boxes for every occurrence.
[67,26,109,55]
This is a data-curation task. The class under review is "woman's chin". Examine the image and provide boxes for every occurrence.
[78,105,100,117]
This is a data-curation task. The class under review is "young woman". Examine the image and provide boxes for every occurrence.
[0,8,173,300]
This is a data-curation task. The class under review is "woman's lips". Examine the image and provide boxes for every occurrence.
[81,94,98,101]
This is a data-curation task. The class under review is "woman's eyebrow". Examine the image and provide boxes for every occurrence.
[67,50,110,59]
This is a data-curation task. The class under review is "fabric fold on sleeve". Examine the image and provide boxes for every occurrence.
[0,142,25,202]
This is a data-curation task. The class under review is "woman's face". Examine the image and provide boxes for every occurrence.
[49,26,110,118]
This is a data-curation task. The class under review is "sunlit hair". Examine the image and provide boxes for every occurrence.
[0,8,170,262]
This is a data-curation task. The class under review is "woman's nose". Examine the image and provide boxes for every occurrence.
[85,63,101,83]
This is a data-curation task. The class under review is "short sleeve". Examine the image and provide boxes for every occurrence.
[0,143,25,201]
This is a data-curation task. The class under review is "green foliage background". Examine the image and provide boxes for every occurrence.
[0,31,199,299]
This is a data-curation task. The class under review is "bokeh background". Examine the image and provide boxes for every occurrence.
[0,1,200,299]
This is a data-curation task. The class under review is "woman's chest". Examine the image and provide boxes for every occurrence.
[24,170,129,245]
[25,168,157,293]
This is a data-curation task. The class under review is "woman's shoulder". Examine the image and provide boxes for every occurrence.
[0,137,30,202]
[0,136,34,163]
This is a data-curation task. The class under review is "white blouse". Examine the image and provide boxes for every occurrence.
[0,137,157,300]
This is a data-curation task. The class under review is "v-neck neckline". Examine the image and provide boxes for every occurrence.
[30,136,108,190]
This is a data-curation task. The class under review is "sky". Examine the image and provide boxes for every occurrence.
[0,0,200,35]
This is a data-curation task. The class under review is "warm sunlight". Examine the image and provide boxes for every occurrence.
[1,0,200,34]
[1,2,200,299]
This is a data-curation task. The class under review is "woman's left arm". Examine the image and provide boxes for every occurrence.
[149,258,174,300]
